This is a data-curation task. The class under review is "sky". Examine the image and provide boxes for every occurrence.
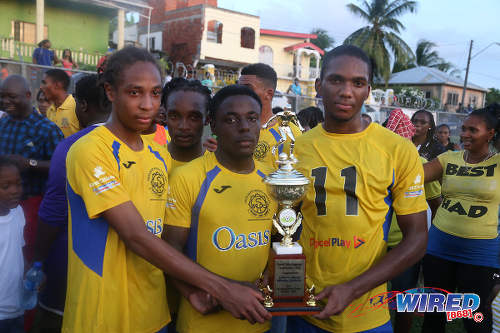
[218,0,500,90]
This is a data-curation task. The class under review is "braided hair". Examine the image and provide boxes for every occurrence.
[161,78,211,115]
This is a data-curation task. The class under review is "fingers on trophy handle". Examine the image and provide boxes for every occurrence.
[259,278,274,308]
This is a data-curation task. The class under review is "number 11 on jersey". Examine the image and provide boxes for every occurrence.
[311,166,359,217]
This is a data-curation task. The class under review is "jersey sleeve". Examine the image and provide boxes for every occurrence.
[165,168,196,228]
[66,139,130,219]
[437,150,452,169]
[391,142,428,215]
[424,180,441,200]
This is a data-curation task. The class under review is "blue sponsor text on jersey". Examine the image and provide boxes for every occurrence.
[212,226,270,251]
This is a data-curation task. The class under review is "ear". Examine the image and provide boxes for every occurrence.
[209,116,216,135]
[264,88,274,102]
[487,128,495,142]
[315,78,321,94]
[80,100,89,113]
[104,83,115,102]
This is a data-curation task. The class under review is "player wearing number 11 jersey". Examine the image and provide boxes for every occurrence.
[290,46,428,333]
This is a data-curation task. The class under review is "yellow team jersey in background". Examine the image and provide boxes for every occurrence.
[433,151,500,239]
[387,156,442,247]
[166,153,276,333]
[46,94,80,137]
[254,121,302,168]
[63,126,170,333]
[294,123,427,333]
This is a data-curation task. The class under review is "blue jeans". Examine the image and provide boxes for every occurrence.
[0,316,24,333]
[287,316,393,333]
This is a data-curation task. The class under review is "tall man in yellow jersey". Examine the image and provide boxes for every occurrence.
[42,69,80,137]
[165,85,276,333]
[63,47,270,333]
[289,45,428,333]
[238,63,302,168]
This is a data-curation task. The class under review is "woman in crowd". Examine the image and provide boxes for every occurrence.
[422,104,500,332]
[436,123,460,151]
[36,89,50,117]
[411,109,446,160]
[61,49,78,76]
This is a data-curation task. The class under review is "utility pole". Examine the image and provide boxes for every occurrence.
[460,40,473,112]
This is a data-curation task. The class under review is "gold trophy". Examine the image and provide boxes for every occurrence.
[260,111,320,315]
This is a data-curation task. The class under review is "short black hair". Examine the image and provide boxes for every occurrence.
[45,69,70,91]
[437,123,450,131]
[470,103,500,144]
[412,109,436,143]
[75,74,110,113]
[0,155,20,174]
[241,63,277,90]
[162,78,211,114]
[320,45,373,82]
[100,46,160,88]
[298,106,324,129]
[209,84,262,120]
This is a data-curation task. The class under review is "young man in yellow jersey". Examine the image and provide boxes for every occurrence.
[63,47,270,333]
[165,85,276,333]
[289,45,428,333]
[42,69,80,137]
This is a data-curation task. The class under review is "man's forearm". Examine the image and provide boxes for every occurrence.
[33,218,61,263]
[345,224,427,300]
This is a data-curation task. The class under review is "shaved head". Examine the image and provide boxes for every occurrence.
[0,75,32,119]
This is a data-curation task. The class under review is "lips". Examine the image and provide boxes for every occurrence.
[136,117,152,125]
[334,103,354,111]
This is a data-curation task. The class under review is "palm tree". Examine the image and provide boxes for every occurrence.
[344,0,418,86]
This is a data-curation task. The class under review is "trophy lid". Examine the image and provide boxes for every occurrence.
[264,153,310,186]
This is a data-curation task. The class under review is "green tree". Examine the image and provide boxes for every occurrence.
[344,0,418,86]
[486,87,500,105]
[311,28,335,51]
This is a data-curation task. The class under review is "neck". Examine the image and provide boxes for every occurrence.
[87,115,109,127]
[54,93,68,108]
[0,206,9,216]
[466,146,491,163]
[438,137,448,146]
[214,149,254,174]
[260,102,273,125]
[323,113,366,134]
[168,142,203,162]
[412,134,427,146]
[105,114,143,151]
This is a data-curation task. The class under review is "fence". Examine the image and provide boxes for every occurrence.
[0,37,104,67]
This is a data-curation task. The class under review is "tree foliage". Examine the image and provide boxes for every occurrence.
[486,88,500,105]
[344,0,418,86]
[311,28,335,51]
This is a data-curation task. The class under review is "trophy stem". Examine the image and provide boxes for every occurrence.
[280,234,293,247]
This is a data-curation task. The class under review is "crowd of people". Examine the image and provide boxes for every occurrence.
[0,44,499,333]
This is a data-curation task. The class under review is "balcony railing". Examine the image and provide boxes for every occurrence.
[0,37,104,67]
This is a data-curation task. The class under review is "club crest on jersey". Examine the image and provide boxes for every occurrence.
[253,141,270,160]
[148,167,166,197]
[245,190,270,217]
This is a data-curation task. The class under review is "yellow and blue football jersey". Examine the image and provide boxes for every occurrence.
[165,152,276,333]
[63,126,170,333]
[294,123,427,333]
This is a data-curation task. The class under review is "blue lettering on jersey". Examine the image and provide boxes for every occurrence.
[212,226,270,251]
[146,218,163,235]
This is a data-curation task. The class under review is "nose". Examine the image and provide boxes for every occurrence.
[238,118,250,132]
[339,82,353,99]
[178,117,188,130]
[140,94,154,111]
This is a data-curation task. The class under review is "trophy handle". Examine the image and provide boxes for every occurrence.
[289,212,302,235]
[272,214,285,236]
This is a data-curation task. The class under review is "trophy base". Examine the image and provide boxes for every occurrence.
[266,300,322,316]
[272,241,302,255]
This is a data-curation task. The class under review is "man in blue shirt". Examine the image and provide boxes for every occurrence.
[33,74,110,332]
[0,75,63,262]
[32,40,59,67]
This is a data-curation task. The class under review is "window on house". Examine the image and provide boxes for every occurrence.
[259,46,273,66]
[12,21,48,44]
[240,27,255,49]
[446,92,459,106]
[150,37,156,51]
[207,20,223,43]
[425,91,431,99]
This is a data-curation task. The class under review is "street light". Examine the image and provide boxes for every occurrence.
[461,41,500,111]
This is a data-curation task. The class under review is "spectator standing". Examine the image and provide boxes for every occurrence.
[61,49,78,76]
[36,90,50,117]
[0,157,25,333]
[287,77,302,96]
[42,69,80,137]
[436,124,460,151]
[297,106,324,131]
[32,40,58,66]
[0,75,63,264]
[411,109,446,160]
[32,74,110,333]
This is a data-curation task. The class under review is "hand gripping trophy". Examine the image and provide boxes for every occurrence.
[262,108,304,162]
[260,111,320,315]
